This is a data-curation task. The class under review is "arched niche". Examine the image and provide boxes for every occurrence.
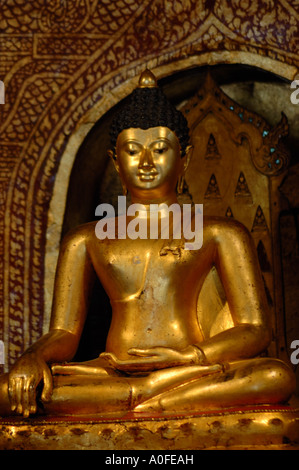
[45,62,298,361]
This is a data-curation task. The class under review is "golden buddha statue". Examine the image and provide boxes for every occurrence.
[0,70,295,418]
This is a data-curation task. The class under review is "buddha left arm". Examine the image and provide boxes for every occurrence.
[196,220,271,364]
[194,323,271,365]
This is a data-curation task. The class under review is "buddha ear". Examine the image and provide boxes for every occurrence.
[182,144,193,174]
[108,149,128,195]
[108,149,119,173]
[177,145,193,195]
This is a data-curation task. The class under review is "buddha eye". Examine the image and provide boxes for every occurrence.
[154,146,168,154]
[125,145,140,156]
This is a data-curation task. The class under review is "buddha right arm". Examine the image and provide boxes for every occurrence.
[7,330,78,417]
[8,226,96,416]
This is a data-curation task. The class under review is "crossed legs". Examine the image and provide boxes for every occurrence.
[0,357,295,417]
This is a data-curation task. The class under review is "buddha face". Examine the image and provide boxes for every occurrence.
[114,127,187,201]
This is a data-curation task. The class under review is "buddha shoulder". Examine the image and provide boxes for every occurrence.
[202,215,252,245]
[60,221,98,250]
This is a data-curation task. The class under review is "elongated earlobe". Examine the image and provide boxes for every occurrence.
[108,149,116,162]
[177,145,193,194]
[184,145,193,170]
[108,148,119,172]
[177,175,185,194]
[108,149,128,195]
[121,182,128,196]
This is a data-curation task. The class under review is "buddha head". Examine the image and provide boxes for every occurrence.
[109,70,192,200]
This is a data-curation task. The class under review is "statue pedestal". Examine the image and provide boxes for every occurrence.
[1,405,299,450]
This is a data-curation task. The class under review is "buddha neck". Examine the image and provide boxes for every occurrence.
[130,193,179,209]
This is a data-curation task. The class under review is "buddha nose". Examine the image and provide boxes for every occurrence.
[138,147,155,170]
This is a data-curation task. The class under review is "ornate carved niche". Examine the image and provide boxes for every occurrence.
[181,73,290,360]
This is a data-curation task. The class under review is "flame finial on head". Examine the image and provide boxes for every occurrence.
[138,69,158,88]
